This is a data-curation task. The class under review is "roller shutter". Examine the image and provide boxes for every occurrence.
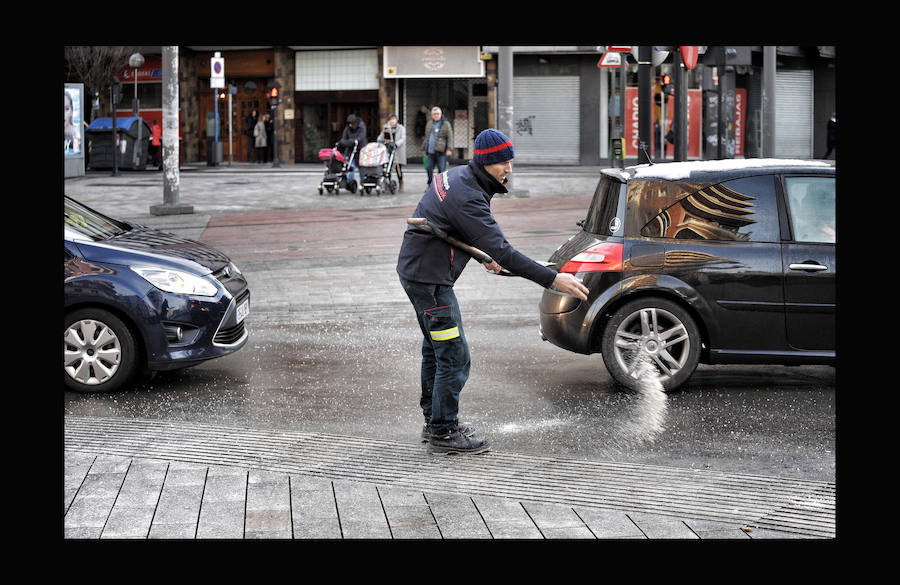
[512,76,580,164]
[775,70,814,159]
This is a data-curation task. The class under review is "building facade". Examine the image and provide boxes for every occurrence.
[76,46,836,167]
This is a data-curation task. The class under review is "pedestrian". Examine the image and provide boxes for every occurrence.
[414,104,428,143]
[397,128,589,455]
[254,114,268,163]
[823,112,836,159]
[341,114,367,187]
[421,106,453,185]
[377,113,406,183]
[245,109,258,161]
[150,119,162,169]
[265,112,274,162]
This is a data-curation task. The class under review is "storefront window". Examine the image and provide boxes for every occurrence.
[116,83,162,112]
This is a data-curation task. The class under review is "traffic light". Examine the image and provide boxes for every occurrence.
[111,77,122,105]
[660,73,673,96]
[268,87,279,108]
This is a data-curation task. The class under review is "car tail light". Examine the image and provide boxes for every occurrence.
[559,242,623,273]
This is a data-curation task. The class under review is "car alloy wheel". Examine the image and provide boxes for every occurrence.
[601,297,701,392]
[64,308,138,393]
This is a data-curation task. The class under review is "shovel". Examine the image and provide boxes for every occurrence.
[407,218,555,276]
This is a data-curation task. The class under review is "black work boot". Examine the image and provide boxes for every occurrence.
[428,428,490,455]
[421,420,475,443]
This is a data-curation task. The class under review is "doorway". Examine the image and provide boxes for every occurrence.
[198,79,270,163]
[236,80,269,162]
[294,91,378,162]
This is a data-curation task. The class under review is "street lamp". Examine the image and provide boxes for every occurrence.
[129,52,144,116]
[128,53,146,169]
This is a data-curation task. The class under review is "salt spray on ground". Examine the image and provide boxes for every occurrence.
[613,351,668,445]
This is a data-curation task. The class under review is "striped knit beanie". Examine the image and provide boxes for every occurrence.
[473,129,515,165]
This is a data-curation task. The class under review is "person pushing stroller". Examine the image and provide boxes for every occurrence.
[340,114,367,190]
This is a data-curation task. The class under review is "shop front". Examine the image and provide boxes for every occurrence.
[383,46,488,164]
[293,49,380,163]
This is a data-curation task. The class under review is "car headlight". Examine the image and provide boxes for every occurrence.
[131,266,219,297]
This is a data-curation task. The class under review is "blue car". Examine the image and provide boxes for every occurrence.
[64,196,250,392]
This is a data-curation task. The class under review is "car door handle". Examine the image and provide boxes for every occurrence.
[789,263,828,272]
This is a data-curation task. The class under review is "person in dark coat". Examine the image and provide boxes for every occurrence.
[421,106,453,186]
[265,114,274,162]
[340,114,367,187]
[397,129,589,455]
[823,112,836,159]
[244,109,258,161]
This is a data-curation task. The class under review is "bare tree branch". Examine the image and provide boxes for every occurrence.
[64,46,138,120]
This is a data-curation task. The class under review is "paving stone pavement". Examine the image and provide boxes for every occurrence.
[64,416,834,540]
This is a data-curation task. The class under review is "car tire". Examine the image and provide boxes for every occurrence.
[600,297,701,392]
[64,308,139,393]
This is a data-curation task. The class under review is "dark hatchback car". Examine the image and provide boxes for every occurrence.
[64,196,250,393]
[540,159,835,391]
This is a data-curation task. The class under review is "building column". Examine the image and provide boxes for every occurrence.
[273,47,295,164]
[178,50,200,163]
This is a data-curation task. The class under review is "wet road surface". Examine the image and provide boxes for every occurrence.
[64,169,835,484]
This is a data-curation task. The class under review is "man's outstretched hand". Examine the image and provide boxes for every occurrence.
[552,273,589,301]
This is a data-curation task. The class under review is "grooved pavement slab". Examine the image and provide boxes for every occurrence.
[64,415,834,539]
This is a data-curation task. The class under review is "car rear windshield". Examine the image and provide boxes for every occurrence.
[64,198,129,241]
[583,176,626,236]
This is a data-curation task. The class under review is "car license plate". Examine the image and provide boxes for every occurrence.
[236,299,250,323]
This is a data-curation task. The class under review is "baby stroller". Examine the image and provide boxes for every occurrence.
[317,139,358,195]
[358,142,387,195]
[358,141,399,196]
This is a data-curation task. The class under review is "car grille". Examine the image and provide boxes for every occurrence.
[214,290,249,345]
[214,321,245,345]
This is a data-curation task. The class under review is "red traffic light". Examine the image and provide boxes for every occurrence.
[660,73,674,96]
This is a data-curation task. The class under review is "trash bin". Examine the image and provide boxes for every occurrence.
[86,117,152,170]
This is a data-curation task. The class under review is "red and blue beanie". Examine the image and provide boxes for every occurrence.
[473,129,515,165]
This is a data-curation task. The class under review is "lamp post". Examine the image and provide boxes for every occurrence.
[128,52,144,116]
[128,53,145,168]
[111,76,122,176]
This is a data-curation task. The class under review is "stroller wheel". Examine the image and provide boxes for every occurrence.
[389,180,398,194]
[318,184,323,195]
[348,182,357,194]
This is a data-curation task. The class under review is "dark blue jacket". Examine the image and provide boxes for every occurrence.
[340,121,367,164]
[397,160,557,288]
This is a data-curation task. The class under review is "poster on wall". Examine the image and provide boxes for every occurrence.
[64,84,84,157]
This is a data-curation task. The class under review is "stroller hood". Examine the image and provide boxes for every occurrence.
[359,142,388,167]
[318,147,345,163]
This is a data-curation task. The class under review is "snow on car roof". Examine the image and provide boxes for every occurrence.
[604,159,833,182]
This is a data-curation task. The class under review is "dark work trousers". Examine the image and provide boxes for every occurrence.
[399,277,471,435]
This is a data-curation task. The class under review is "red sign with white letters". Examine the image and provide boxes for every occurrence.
[625,87,702,159]
[734,89,746,157]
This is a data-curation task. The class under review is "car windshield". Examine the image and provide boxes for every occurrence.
[64,198,129,241]
[583,176,625,236]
